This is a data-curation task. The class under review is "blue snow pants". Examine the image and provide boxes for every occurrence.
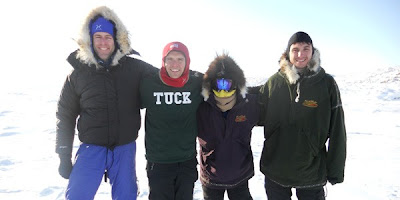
[65,141,137,200]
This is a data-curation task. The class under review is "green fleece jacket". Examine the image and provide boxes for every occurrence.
[258,49,346,188]
[140,70,203,163]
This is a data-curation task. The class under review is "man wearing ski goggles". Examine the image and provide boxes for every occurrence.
[212,78,236,98]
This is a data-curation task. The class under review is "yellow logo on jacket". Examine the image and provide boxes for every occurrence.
[302,100,318,108]
[235,115,247,122]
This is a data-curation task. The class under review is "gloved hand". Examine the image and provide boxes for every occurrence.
[58,154,73,179]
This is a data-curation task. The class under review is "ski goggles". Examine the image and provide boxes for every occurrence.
[212,78,236,98]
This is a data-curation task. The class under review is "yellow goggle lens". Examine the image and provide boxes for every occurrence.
[212,89,236,98]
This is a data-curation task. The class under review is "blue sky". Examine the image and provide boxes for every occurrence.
[1,0,399,86]
[189,0,400,75]
[115,0,400,76]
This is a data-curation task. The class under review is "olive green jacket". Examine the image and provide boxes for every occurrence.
[258,49,346,188]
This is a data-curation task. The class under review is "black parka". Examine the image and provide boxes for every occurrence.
[55,6,156,155]
[197,94,259,189]
[197,54,260,189]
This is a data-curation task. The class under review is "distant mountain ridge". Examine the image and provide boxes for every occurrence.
[337,66,400,101]
[247,66,400,101]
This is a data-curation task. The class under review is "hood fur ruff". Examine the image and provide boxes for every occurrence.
[76,6,132,69]
[279,48,321,84]
[202,54,247,101]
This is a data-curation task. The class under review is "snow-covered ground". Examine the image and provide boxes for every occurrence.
[0,66,399,199]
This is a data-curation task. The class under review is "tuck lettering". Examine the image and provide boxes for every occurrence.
[153,92,192,105]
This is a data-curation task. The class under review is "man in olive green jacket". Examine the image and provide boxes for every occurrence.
[258,31,346,200]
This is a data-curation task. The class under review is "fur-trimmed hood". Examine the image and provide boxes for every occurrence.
[279,48,321,84]
[202,54,247,101]
[75,6,132,69]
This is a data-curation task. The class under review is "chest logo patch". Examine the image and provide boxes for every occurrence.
[302,100,318,108]
[235,115,247,122]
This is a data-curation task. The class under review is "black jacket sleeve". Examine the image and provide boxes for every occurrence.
[55,73,80,155]
[326,76,347,184]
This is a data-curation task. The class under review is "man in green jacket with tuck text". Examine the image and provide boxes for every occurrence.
[140,41,203,199]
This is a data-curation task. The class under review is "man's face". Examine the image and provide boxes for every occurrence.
[289,42,313,69]
[164,51,186,78]
[93,32,115,61]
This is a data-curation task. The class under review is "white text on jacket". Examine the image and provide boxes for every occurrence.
[153,92,192,105]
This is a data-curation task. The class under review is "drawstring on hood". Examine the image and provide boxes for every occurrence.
[280,31,320,103]
[279,48,321,103]
[295,82,300,103]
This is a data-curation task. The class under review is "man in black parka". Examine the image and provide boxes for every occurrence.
[55,6,156,199]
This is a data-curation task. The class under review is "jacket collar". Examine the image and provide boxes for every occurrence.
[279,48,321,84]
